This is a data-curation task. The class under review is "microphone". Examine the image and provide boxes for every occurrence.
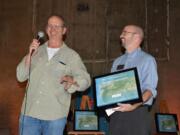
[31,31,45,56]
[36,31,45,41]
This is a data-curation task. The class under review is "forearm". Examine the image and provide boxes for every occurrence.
[115,90,153,112]
[132,90,152,109]
[142,90,153,103]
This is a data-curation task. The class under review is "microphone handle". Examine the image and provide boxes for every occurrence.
[31,33,43,56]
[30,49,35,56]
[36,36,41,41]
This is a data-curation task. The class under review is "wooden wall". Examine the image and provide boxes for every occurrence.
[0,0,180,135]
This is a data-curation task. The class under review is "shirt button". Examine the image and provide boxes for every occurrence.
[36,101,39,104]
[41,81,45,85]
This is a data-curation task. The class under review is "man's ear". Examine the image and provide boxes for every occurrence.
[63,27,67,35]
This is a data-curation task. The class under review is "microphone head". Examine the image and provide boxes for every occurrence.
[37,31,45,38]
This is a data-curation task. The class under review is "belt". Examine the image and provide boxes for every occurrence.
[140,105,152,112]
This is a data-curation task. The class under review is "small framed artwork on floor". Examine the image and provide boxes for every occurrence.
[155,113,179,134]
[74,110,99,131]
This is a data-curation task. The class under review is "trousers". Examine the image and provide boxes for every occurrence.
[19,115,67,135]
[109,106,152,135]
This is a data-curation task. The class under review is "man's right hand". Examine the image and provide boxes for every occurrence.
[29,39,40,56]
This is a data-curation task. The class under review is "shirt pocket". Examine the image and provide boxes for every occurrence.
[54,61,72,76]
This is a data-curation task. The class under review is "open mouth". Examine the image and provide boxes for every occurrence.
[120,37,125,42]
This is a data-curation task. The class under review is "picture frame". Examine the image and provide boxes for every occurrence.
[155,113,179,134]
[74,110,99,131]
[93,67,142,108]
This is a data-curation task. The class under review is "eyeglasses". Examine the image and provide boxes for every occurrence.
[121,30,137,36]
[47,24,64,29]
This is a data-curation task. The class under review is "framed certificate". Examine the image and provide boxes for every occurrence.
[155,113,179,134]
[93,67,142,108]
[74,110,99,131]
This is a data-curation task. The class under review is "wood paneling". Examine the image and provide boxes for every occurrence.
[0,0,180,135]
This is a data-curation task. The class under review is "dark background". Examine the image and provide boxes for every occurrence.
[0,0,179,135]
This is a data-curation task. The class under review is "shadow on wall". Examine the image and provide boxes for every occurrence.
[0,128,10,135]
[0,102,10,135]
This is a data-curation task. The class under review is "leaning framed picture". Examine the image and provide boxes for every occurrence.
[155,113,179,134]
[93,67,142,108]
[74,110,99,131]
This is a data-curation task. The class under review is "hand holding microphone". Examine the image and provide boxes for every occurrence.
[29,31,44,56]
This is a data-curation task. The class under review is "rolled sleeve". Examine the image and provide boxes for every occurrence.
[67,54,91,93]
[67,76,91,94]
[16,57,29,82]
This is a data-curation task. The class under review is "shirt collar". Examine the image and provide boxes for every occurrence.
[44,41,66,49]
[125,47,141,58]
[44,41,67,54]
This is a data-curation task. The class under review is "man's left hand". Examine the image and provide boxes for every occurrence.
[60,75,79,90]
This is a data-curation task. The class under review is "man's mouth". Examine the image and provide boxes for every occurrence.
[120,38,125,42]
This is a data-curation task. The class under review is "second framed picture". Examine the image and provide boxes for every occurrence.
[74,110,99,131]
[155,113,179,134]
[93,67,142,108]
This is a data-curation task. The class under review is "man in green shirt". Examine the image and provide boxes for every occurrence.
[17,14,91,135]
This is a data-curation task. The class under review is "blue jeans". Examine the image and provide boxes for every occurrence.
[19,115,67,135]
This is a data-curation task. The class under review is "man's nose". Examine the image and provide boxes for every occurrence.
[120,34,123,39]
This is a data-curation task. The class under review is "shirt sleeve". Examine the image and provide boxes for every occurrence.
[67,53,91,94]
[141,57,158,98]
[16,56,29,82]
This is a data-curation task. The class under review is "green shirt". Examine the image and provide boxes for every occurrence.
[17,42,91,120]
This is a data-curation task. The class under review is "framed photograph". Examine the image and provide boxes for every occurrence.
[93,67,142,108]
[74,110,99,131]
[155,113,179,134]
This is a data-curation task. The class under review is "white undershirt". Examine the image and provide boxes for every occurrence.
[47,47,60,60]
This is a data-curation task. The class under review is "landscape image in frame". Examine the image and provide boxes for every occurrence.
[94,68,142,108]
[155,113,179,133]
[74,111,98,131]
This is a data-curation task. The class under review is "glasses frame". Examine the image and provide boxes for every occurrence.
[121,30,137,36]
[46,24,64,29]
